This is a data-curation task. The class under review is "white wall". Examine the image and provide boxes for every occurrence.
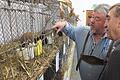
[71,0,120,26]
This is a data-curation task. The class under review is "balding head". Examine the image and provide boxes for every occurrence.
[110,3,120,17]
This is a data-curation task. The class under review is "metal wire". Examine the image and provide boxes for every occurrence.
[0,0,72,79]
[0,0,59,44]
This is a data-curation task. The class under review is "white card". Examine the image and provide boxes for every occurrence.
[56,52,59,72]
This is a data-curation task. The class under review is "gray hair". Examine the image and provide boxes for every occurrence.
[94,4,110,15]
[110,3,120,17]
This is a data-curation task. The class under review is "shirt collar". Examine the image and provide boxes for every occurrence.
[114,39,120,48]
[102,33,108,39]
[90,31,108,39]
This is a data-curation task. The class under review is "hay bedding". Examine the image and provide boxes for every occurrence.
[0,34,64,80]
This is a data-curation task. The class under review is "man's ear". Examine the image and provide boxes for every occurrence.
[118,21,120,34]
[118,20,120,28]
[118,17,120,28]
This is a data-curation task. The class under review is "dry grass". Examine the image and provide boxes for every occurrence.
[0,34,65,80]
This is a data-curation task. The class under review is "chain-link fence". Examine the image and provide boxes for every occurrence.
[0,0,61,55]
[0,0,63,79]
[0,0,59,44]
[0,0,76,80]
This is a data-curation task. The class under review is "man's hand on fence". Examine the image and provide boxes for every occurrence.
[52,21,67,33]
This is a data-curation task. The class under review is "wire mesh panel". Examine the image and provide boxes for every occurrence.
[0,9,12,43]
[0,0,77,80]
[0,0,64,79]
[0,0,59,44]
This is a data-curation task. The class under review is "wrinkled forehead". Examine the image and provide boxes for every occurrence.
[92,11,106,17]
[108,10,112,16]
[108,7,116,17]
[109,3,120,17]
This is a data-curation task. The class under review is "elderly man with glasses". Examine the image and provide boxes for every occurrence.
[53,4,112,80]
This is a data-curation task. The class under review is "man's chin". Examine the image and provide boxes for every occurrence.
[107,32,111,39]
[107,34,113,40]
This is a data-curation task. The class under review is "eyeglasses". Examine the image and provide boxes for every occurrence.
[90,16,101,22]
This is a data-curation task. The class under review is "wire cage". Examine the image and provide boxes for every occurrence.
[0,0,63,79]
[0,0,75,80]
[0,0,60,43]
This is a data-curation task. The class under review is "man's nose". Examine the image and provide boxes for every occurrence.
[90,18,95,25]
[104,20,108,28]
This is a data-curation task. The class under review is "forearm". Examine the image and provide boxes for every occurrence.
[62,22,76,41]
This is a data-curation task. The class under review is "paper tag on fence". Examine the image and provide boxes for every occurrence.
[28,47,34,59]
[56,52,59,72]
[38,75,44,80]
